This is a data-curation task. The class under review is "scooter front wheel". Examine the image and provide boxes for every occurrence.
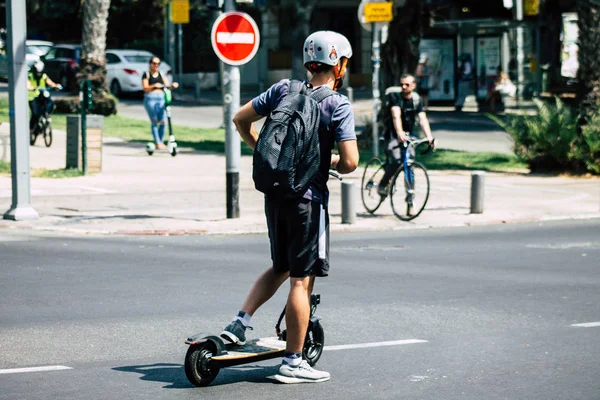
[170,147,177,157]
[185,341,220,387]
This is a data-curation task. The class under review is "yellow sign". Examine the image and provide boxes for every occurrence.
[364,2,393,23]
[171,0,190,24]
[524,0,540,16]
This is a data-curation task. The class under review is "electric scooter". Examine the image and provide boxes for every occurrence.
[146,85,178,157]
[184,294,324,387]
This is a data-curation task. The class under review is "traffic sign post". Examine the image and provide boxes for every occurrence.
[3,0,38,221]
[358,0,393,158]
[212,6,260,219]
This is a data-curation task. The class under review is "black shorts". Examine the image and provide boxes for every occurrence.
[265,197,330,278]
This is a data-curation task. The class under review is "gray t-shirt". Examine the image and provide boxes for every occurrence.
[252,79,356,204]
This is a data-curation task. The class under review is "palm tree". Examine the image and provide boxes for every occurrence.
[80,0,111,94]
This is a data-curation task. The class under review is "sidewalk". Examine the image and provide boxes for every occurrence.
[1,125,598,236]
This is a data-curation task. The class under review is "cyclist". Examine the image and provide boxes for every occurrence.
[27,61,61,132]
[378,74,435,206]
[222,30,359,384]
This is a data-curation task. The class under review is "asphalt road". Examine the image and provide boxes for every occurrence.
[1,219,599,399]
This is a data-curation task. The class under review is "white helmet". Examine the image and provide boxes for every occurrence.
[303,31,352,90]
[303,31,352,69]
[33,60,44,73]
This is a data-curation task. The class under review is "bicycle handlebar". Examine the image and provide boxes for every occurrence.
[392,137,436,155]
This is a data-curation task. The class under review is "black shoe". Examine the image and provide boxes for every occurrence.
[221,319,249,345]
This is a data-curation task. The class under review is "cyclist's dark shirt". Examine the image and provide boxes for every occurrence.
[387,92,423,135]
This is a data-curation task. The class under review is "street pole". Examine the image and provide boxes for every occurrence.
[3,0,39,221]
[515,0,525,102]
[223,0,240,219]
[168,2,176,73]
[371,22,381,158]
[178,24,183,85]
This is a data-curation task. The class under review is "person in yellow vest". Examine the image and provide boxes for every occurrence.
[27,61,61,131]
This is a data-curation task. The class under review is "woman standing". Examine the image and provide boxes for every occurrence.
[142,57,178,150]
[416,54,431,110]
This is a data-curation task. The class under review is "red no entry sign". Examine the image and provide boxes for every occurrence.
[211,12,260,66]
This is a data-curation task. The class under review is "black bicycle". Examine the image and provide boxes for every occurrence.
[361,137,435,221]
[30,88,59,147]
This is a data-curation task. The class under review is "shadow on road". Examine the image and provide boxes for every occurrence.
[112,362,279,389]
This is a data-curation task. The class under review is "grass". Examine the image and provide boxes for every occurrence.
[359,148,526,173]
[0,97,525,175]
[34,168,83,178]
[0,159,9,173]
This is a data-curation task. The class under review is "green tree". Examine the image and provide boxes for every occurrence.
[381,0,431,89]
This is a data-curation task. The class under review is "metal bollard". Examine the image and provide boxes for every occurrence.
[470,171,485,214]
[346,87,354,103]
[195,73,202,99]
[341,180,356,224]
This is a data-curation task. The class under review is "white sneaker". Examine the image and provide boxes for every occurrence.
[273,360,330,384]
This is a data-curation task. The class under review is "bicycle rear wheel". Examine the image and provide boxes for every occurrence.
[390,161,430,221]
[361,156,386,214]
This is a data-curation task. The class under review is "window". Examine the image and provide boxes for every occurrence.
[106,53,121,64]
[124,55,152,64]
[44,48,56,60]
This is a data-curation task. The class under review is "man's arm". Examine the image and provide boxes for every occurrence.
[418,112,436,149]
[232,101,264,150]
[391,106,407,142]
[331,140,358,174]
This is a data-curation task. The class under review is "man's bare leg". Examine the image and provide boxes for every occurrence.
[285,276,312,353]
[241,267,289,316]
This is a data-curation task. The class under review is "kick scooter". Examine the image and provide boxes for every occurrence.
[146,85,178,157]
[184,294,324,387]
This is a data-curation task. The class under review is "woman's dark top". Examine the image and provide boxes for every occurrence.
[142,71,165,86]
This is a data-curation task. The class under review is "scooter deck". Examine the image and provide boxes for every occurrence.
[212,337,286,361]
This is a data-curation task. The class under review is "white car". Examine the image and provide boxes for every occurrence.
[26,40,54,69]
[0,39,54,78]
[106,49,173,96]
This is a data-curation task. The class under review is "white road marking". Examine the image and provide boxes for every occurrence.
[324,339,428,351]
[216,32,254,44]
[0,365,73,375]
[571,321,600,328]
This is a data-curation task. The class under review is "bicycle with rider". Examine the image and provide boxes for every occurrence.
[378,74,435,197]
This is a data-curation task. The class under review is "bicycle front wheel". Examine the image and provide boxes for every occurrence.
[390,161,430,221]
[43,119,53,147]
[361,156,386,214]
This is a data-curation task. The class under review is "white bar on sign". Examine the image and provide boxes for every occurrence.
[216,32,254,44]
[571,321,600,327]
[0,365,73,375]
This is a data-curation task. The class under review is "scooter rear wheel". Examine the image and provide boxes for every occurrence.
[185,341,220,387]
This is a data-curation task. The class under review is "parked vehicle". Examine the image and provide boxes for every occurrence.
[0,39,54,79]
[25,40,54,69]
[106,49,173,97]
[41,44,81,91]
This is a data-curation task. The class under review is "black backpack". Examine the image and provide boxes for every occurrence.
[253,80,334,199]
